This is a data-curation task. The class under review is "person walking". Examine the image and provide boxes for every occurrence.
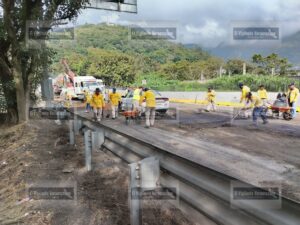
[206,87,217,112]
[288,83,299,118]
[83,90,92,113]
[239,83,251,118]
[140,88,156,128]
[244,92,268,126]
[109,88,121,119]
[133,86,143,111]
[91,88,105,122]
[257,85,268,106]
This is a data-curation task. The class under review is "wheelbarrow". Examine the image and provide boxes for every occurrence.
[122,110,142,125]
[270,101,293,121]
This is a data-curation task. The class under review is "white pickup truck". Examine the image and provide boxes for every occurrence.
[73,76,105,100]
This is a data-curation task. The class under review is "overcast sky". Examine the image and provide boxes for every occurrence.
[77,0,300,47]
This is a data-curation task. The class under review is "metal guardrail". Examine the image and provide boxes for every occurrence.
[69,111,300,225]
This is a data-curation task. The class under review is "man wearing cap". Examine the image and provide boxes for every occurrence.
[91,88,105,122]
[109,88,121,119]
[140,88,156,128]
[244,92,268,126]
[288,83,299,118]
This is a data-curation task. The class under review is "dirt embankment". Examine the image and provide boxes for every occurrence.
[0,120,195,225]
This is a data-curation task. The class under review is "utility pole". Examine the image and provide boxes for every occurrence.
[243,62,247,75]
[219,65,223,78]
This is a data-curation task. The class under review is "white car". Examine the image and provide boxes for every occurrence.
[121,90,169,114]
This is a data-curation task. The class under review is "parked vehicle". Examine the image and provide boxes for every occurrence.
[73,76,105,100]
[54,59,105,100]
[121,90,169,114]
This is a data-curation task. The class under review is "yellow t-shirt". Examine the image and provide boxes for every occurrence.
[257,89,268,99]
[109,92,121,106]
[207,90,216,102]
[140,90,156,108]
[289,88,299,103]
[92,93,105,108]
[241,86,251,101]
[133,89,141,101]
[250,96,263,108]
[84,92,92,104]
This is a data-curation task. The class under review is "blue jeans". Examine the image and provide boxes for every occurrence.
[253,107,267,122]
[290,102,297,118]
[86,103,91,111]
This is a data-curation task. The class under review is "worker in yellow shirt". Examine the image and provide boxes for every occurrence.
[91,88,105,122]
[257,85,268,106]
[140,88,156,128]
[61,89,73,108]
[244,92,268,126]
[83,90,92,113]
[109,88,121,119]
[239,83,251,103]
[133,86,143,111]
[288,83,299,118]
[206,87,216,112]
[239,83,251,118]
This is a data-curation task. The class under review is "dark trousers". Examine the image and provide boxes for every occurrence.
[253,107,267,122]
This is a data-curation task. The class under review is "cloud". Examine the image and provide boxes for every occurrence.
[186,20,226,38]
[77,0,300,47]
[99,14,120,24]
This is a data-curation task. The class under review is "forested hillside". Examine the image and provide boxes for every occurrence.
[50,23,295,91]
[50,24,223,86]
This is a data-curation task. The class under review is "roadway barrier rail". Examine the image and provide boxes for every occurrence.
[68,111,300,225]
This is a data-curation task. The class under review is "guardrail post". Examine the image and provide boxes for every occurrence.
[92,128,105,151]
[74,119,82,135]
[69,120,75,145]
[129,161,142,225]
[129,157,160,225]
[84,130,92,171]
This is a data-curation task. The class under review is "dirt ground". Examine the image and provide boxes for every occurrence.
[0,119,196,225]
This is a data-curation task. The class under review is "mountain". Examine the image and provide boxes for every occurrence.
[50,23,211,65]
[185,31,300,65]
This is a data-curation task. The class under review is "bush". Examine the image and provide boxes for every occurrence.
[132,74,299,92]
[206,74,298,92]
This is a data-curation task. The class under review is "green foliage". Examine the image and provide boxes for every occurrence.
[49,24,296,90]
[133,73,179,88]
[206,74,297,92]
[138,74,297,92]
[160,57,224,81]
[252,53,292,75]
[86,48,137,86]
[225,59,254,75]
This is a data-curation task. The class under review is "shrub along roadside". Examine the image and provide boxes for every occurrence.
[133,74,299,92]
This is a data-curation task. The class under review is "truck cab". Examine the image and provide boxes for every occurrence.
[73,76,104,100]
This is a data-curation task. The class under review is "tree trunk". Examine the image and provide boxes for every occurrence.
[14,68,29,122]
